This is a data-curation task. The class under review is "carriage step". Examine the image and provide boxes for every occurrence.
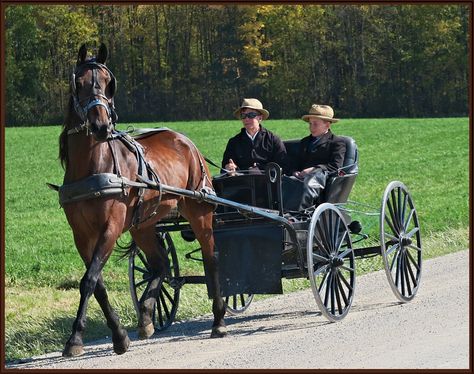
[185,247,203,261]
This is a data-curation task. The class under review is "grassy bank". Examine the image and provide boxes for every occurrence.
[4,117,469,361]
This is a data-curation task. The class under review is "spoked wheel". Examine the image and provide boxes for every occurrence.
[380,181,422,302]
[307,203,355,322]
[225,294,254,315]
[128,232,181,332]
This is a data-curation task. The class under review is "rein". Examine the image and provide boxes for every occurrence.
[67,123,89,136]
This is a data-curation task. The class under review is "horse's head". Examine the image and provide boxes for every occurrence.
[71,43,117,141]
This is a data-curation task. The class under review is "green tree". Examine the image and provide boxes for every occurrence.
[5,5,98,125]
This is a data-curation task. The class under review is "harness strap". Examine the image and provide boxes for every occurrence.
[67,123,89,136]
[198,156,214,193]
[114,132,162,230]
[57,173,149,206]
[108,139,123,183]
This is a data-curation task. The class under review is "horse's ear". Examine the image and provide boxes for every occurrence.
[97,43,108,64]
[77,44,87,66]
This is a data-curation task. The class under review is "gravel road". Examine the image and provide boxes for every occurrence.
[7,250,470,369]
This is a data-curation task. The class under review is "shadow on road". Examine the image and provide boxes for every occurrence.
[7,299,403,369]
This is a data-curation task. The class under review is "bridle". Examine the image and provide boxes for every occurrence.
[68,60,118,136]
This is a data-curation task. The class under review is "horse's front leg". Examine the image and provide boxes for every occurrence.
[94,274,130,354]
[63,226,128,357]
[63,254,104,357]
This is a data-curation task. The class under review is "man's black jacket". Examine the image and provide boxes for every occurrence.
[222,126,289,174]
[295,130,346,174]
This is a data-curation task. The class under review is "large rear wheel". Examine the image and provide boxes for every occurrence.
[307,203,355,322]
[128,232,181,332]
[380,181,422,302]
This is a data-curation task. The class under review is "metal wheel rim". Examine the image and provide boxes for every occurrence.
[128,232,180,331]
[380,181,422,302]
[225,294,254,315]
[307,203,355,322]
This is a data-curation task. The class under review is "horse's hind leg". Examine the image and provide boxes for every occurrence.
[182,201,227,338]
[94,273,130,354]
[131,225,170,339]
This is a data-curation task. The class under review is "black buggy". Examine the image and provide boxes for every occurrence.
[128,136,422,330]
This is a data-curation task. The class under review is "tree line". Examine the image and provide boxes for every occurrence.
[5,4,469,126]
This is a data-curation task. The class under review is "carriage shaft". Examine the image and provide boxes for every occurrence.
[159,184,290,229]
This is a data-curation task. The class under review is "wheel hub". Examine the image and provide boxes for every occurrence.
[400,236,412,246]
[330,256,344,267]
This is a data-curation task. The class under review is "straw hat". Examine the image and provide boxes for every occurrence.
[233,98,269,120]
[302,104,339,123]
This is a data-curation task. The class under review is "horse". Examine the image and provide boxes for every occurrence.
[58,43,226,357]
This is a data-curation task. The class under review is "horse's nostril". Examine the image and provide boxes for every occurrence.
[90,122,110,140]
[90,122,100,133]
[97,125,109,139]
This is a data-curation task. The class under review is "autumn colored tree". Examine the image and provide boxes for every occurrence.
[4,4,469,125]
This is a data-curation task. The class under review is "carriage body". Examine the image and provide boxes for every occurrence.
[210,136,360,296]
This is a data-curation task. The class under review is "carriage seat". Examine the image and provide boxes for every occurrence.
[336,136,358,175]
[321,136,358,204]
[282,136,359,205]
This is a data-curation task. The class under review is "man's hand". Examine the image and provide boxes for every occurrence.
[293,167,315,179]
[293,171,304,179]
[225,159,237,175]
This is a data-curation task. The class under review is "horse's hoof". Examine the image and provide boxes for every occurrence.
[62,344,85,357]
[138,323,155,340]
[113,335,130,355]
[210,326,228,338]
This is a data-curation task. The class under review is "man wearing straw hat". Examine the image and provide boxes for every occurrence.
[221,98,289,175]
[283,104,346,211]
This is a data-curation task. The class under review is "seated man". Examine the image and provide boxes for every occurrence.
[222,98,289,175]
[283,104,346,211]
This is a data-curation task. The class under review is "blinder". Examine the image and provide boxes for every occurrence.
[107,73,116,99]
[70,72,77,96]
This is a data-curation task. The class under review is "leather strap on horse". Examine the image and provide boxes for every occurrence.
[53,173,149,206]
[108,139,122,180]
[198,156,215,203]
[114,132,162,230]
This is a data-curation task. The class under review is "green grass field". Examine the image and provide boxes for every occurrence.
[4,117,469,361]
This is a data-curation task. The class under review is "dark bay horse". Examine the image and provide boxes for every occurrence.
[59,44,226,357]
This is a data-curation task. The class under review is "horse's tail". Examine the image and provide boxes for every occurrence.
[114,236,135,261]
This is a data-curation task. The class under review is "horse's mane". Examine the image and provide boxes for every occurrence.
[59,96,76,170]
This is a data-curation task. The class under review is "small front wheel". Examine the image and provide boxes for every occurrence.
[380,181,422,302]
[307,203,355,322]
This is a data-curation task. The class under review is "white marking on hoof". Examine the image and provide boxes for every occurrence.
[62,345,85,357]
[138,323,155,340]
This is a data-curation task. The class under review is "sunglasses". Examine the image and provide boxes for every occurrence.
[240,112,260,119]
